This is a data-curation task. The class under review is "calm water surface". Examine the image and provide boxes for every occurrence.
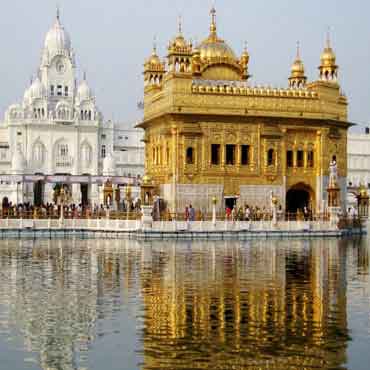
[0,237,369,370]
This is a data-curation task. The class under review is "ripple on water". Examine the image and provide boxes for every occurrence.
[0,237,368,370]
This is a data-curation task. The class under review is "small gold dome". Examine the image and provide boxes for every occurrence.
[291,59,305,74]
[321,47,336,65]
[142,174,152,184]
[359,184,368,197]
[147,49,161,66]
[241,45,249,64]
[172,34,187,48]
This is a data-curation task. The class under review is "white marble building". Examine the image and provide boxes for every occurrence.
[347,128,370,207]
[0,11,144,206]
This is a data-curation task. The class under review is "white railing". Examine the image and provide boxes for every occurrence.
[0,219,340,233]
[55,156,74,167]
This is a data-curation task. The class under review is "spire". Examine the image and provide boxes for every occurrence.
[243,41,248,54]
[178,15,182,35]
[326,26,331,48]
[56,4,60,22]
[210,6,217,35]
[83,71,87,81]
[296,40,301,60]
[152,35,157,55]
[289,41,306,88]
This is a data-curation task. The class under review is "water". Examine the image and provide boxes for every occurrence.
[0,237,369,370]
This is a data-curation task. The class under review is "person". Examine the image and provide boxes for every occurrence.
[185,206,189,221]
[225,206,231,220]
[231,205,236,221]
[303,206,309,221]
[244,205,250,221]
[189,204,195,221]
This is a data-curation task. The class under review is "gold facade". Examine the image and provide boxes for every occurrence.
[138,8,350,212]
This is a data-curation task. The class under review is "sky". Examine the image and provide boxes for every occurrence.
[0,0,369,130]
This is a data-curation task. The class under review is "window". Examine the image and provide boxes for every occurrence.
[286,150,293,167]
[307,151,314,168]
[64,86,69,97]
[297,150,304,167]
[267,149,274,166]
[57,85,62,96]
[241,145,250,165]
[59,144,68,157]
[101,145,106,158]
[17,132,22,136]
[50,85,55,96]
[225,145,236,165]
[118,136,123,140]
[186,147,194,164]
[211,144,220,165]
[101,134,106,140]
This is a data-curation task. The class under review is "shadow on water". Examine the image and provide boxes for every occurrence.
[0,236,368,370]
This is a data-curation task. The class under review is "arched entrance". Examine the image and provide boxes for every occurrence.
[34,181,44,206]
[286,183,314,215]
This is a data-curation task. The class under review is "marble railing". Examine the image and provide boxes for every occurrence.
[0,218,342,233]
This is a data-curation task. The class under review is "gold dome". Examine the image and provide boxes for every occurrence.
[240,43,250,64]
[198,7,237,63]
[147,49,161,66]
[320,32,336,66]
[291,59,304,74]
[291,42,305,74]
[142,174,152,184]
[321,47,336,66]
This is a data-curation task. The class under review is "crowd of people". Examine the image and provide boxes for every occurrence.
[0,198,142,219]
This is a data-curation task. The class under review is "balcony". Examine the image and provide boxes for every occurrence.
[55,156,73,168]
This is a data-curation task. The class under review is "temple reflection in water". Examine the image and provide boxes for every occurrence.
[0,238,368,370]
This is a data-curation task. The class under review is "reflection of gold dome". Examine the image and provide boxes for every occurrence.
[198,7,237,63]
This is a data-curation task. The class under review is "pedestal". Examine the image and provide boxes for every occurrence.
[212,204,216,226]
[272,205,278,227]
[141,205,153,230]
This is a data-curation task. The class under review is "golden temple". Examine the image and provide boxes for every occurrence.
[138,7,350,213]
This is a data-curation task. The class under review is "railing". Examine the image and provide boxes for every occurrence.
[154,212,332,222]
[0,218,359,234]
[0,210,142,220]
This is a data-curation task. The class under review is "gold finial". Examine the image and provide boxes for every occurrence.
[296,40,301,59]
[243,41,248,52]
[152,35,157,54]
[326,26,331,48]
[210,5,217,35]
[178,15,182,35]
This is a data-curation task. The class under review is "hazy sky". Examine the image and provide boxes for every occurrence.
[0,0,369,130]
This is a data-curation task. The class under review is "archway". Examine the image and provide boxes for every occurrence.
[34,181,44,206]
[286,183,314,216]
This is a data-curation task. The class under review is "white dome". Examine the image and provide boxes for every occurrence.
[29,77,45,99]
[12,148,26,173]
[77,79,92,102]
[103,153,116,176]
[44,15,71,56]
